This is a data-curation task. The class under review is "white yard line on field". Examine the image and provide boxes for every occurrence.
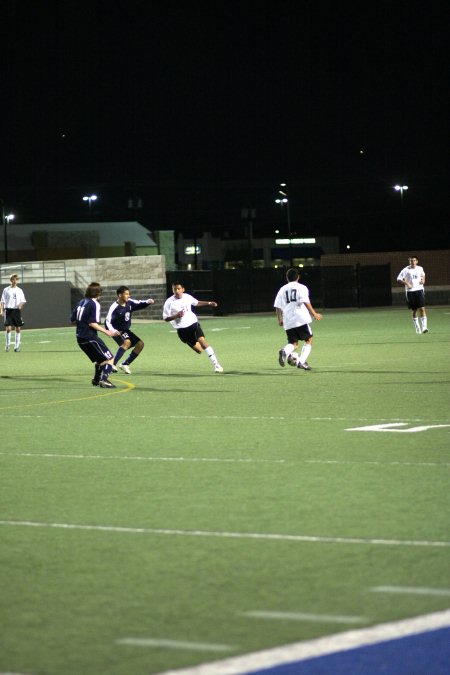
[117,638,235,652]
[152,609,450,675]
[0,452,286,464]
[371,586,450,597]
[2,413,449,426]
[0,520,449,548]
[1,451,449,468]
[241,611,368,624]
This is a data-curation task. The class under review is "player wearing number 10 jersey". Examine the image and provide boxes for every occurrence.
[274,268,323,371]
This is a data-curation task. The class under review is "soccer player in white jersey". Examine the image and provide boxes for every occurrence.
[163,283,223,373]
[0,274,26,352]
[396,256,428,333]
[274,268,323,370]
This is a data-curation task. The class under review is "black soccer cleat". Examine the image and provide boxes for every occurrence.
[99,379,116,388]
[278,349,287,367]
[297,361,312,371]
[91,379,100,386]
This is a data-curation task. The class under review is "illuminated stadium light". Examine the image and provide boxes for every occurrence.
[185,245,201,255]
[275,237,316,245]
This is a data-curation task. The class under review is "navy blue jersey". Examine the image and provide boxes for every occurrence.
[71,298,102,340]
[105,299,149,332]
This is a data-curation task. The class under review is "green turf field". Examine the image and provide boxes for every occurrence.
[1,307,449,675]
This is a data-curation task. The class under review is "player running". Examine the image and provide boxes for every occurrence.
[105,286,155,374]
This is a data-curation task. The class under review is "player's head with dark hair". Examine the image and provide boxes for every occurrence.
[85,282,102,298]
[286,268,300,282]
[409,256,419,265]
[172,282,185,298]
[116,285,129,296]
[9,274,19,283]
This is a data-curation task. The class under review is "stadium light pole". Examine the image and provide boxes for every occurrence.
[394,185,408,245]
[275,183,293,267]
[82,194,98,217]
[394,184,408,201]
[3,212,15,264]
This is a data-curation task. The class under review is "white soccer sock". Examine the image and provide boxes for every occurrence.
[413,318,421,332]
[205,345,218,365]
[299,343,312,364]
[421,316,427,330]
[284,344,295,357]
[15,334,21,348]
[5,333,11,347]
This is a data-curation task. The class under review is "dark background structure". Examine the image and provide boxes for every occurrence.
[1,1,448,252]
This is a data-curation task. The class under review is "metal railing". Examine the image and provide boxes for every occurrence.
[0,261,67,284]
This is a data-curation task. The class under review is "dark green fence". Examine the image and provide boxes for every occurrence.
[166,264,392,314]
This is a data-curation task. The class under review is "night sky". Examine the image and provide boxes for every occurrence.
[1,1,448,251]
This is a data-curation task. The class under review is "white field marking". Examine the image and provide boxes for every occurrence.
[36,340,52,343]
[210,328,230,332]
[167,415,450,425]
[117,638,235,652]
[1,451,449,469]
[303,459,450,468]
[2,412,449,425]
[154,609,450,675]
[346,422,450,433]
[0,520,449,548]
[242,611,367,624]
[0,452,286,464]
[371,586,450,597]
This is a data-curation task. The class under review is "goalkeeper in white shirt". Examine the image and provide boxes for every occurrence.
[396,256,428,333]
[274,268,323,371]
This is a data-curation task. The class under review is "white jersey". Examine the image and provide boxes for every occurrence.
[1,285,26,309]
[274,281,312,330]
[397,265,425,293]
[163,292,199,328]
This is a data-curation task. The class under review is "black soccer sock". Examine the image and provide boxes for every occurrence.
[93,363,102,382]
[101,364,112,381]
[114,347,126,365]
[123,351,139,366]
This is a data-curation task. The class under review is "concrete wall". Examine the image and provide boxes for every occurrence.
[69,256,167,319]
[3,256,167,327]
[21,282,73,329]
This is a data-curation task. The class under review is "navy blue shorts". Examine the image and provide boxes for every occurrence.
[112,330,141,348]
[77,338,113,363]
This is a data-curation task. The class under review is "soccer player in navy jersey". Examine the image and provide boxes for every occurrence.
[105,286,155,374]
[71,282,120,388]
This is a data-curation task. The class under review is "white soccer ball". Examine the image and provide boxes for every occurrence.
[287,353,299,367]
